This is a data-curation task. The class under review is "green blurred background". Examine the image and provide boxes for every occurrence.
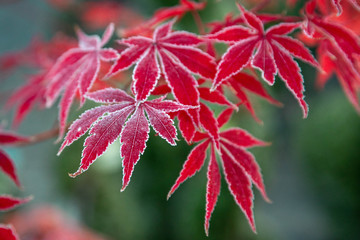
[0,0,359,239]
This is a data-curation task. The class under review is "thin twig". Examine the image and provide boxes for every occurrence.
[191,10,206,35]
[14,124,70,147]
[251,0,271,12]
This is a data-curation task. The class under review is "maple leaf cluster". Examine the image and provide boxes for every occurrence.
[303,0,360,113]
[1,0,360,236]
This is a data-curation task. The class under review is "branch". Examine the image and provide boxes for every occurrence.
[191,10,206,35]
[13,124,70,147]
[251,0,271,12]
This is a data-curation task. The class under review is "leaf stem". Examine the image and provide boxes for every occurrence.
[13,124,70,147]
[251,0,271,12]
[191,10,206,35]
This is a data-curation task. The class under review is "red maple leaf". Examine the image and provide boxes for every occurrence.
[0,34,76,88]
[58,88,194,191]
[317,40,360,112]
[4,34,77,128]
[45,24,119,138]
[303,0,360,112]
[0,150,21,188]
[207,3,319,117]
[0,132,28,146]
[0,224,19,240]
[6,74,47,128]
[167,108,269,235]
[286,0,360,12]
[107,20,216,138]
[0,195,32,211]
[331,0,360,15]
[3,34,78,128]
[0,37,43,78]
[329,0,360,35]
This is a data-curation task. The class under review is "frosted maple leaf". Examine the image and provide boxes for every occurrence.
[107,20,216,130]
[45,24,119,137]
[168,108,269,235]
[58,88,195,191]
[207,3,319,117]
[303,0,360,112]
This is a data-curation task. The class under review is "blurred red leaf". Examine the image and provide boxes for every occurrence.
[0,196,32,211]
[0,150,21,187]
[0,224,19,240]
[45,24,119,138]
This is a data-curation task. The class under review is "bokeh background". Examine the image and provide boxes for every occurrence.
[0,0,359,239]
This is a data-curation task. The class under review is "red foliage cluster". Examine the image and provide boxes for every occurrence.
[303,0,360,112]
[0,132,32,240]
[1,0,360,236]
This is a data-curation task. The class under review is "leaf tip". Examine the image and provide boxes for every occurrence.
[57,142,67,156]
[45,99,53,108]
[167,188,175,200]
[103,71,115,81]
[247,214,257,233]
[204,225,209,237]
[14,179,22,189]
[74,24,82,36]
[231,103,239,111]
[166,192,172,200]
[68,170,83,178]
[24,195,34,203]
[300,99,309,118]
[252,114,263,125]
[273,100,284,108]
[170,140,177,146]
[54,130,65,144]
[235,2,245,13]
[259,187,272,203]
[209,85,217,93]
[108,22,115,34]
[120,185,127,192]
[264,196,272,204]
[121,177,131,192]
